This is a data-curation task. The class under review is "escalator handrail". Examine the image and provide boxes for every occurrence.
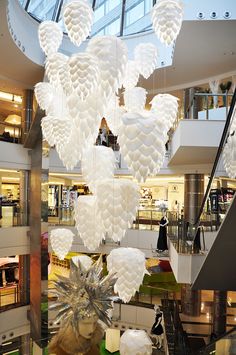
[194,87,236,227]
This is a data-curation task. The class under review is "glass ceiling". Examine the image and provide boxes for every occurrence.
[18,0,155,37]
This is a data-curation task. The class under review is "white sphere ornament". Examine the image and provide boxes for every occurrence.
[134,43,158,79]
[34,82,54,111]
[45,52,68,89]
[38,21,63,56]
[120,330,152,355]
[96,179,139,242]
[74,196,105,251]
[118,111,166,182]
[124,87,147,113]
[122,60,140,89]
[150,93,179,131]
[87,36,128,100]
[68,53,99,101]
[104,95,125,136]
[82,146,116,193]
[107,248,148,303]
[63,0,94,48]
[50,228,74,260]
[151,0,184,46]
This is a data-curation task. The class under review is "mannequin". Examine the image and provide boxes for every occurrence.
[156,211,169,252]
[49,317,104,355]
[48,256,117,355]
[151,305,164,349]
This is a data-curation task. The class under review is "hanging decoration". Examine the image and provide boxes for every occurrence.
[71,254,92,270]
[74,196,106,251]
[95,179,139,243]
[118,111,166,182]
[107,248,149,303]
[122,60,140,89]
[87,36,128,100]
[38,21,63,56]
[63,0,94,48]
[124,87,147,113]
[104,95,125,136]
[68,53,100,101]
[151,0,184,46]
[81,146,116,193]
[50,228,74,260]
[34,82,54,111]
[134,43,158,79]
[209,79,220,108]
[120,330,152,355]
[45,52,68,88]
[150,93,179,131]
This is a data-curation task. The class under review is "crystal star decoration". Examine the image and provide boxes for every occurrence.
[49,256,118,330]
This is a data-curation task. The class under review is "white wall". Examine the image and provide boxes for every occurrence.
[0,305,30,344]
[0,142,31,170]
[0,226,29,257]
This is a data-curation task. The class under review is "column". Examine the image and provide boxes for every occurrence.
[184,174,204,225]
[181,284,201,317]
[21,90,34,143]
[19,170,29,226]
[18,255,30,304]
[29,135,49,348]
[212,291,227,337]
[181,174,204,316]
[19,334,30,355]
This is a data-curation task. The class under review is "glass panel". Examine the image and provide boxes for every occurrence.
[125,1,145,27]
[104,17,121,35]
[27,0,58,21]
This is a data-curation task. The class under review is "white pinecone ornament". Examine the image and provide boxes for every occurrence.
[50,228,74,260]
[151,0,184,46]
[59,61,73,96]
[63,0,94,48]
[34,82,54,111]
[45,52,68,89]
[134,43,158,79]
[223,135,236,179]
[118,111,166,182]
[68,53,99,101]
[124,87,147,113]
[95,179,139,242]
[104,95,125,135]
[38,21,63,56]
[82,146,116,193]
[57,125,82,170]
[122,60,140,89]
[67,93,104,145]
[150,93,179,131]
[87,36,128,100]
[74,196,105,251]
[107,248,148,303]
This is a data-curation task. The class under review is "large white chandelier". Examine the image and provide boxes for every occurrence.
[81,146,116,193]
[134,43,158,79]
[150,93,179,131]
[38,21,63,56]
[118,111,167,182]
[50,228,74,260]
[104,95,125,136]
[95,179,139,242]
[124,87,147,113]
[107,248,148,303]
[151,0,184,46]
[74,195,106,251]
[63,0,94,48]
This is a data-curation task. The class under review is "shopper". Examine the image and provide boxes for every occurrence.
[151,305,164,349]
[156,211,169,252]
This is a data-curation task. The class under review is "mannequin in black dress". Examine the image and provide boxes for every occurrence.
[151,305,164,349]
[156,212,169,252]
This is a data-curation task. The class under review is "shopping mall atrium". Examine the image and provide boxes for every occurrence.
[0,0,236,354]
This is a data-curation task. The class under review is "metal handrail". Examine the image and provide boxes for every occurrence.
[191,88,236,244]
